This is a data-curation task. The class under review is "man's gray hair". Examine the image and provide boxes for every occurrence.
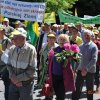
[84,29,94,36]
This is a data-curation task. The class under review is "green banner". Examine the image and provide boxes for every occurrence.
[58,10,100,24]
[82,15,100,24]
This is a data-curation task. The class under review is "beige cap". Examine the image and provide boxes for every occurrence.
[15,20,21,24]
[11,30,26,37]
[3,18,9,22]
[47,32,56,38]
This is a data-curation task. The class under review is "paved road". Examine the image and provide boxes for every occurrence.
[0,79,100,100]
[0,73,100,100]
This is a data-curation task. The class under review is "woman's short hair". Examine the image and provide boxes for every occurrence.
[58,34,69,43]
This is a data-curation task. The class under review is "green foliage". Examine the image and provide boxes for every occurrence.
[75,0,100,16]
[45,0,78,13]
[55,50,81,68]
[17,0,78,13]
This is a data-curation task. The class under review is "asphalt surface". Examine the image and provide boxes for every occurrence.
[0,73,100,100]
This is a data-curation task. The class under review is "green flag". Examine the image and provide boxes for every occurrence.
[27,21,40,46]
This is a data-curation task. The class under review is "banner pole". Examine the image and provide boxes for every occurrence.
[0,1,1,24]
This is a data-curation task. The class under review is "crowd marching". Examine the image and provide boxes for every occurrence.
[0,17,100,100]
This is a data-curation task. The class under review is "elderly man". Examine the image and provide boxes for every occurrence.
[14,20,21,29]
[72,29,98,100]
[3,18,14,37]
[7,30,37,100]
[60,23,69,34]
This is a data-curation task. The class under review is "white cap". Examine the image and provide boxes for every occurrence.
[17,28,27,36]
[11,29,26,37]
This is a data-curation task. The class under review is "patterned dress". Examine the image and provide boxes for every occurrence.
[38,43,58,88]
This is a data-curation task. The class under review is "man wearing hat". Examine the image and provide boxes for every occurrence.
[37,23,52,52]
[67,23,75,36]
[3,18,14,37]
[7,30,37,100]
[14,20,21,29]
[75,22,85,42]
[0,25,11,100]
[60,23,69,34]
[36,23,52,82]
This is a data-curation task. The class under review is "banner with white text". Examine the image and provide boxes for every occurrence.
[0,0,46,22]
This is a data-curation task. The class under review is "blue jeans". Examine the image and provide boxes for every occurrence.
[8,81,34,100]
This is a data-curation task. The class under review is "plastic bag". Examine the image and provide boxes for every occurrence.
[41,78,53,96]
[1,49,9,64]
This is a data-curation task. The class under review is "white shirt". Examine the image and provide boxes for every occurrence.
[42,33,48,46]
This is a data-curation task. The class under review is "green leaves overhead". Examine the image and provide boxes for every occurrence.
[45,0,78,13]
[17,0,78,13]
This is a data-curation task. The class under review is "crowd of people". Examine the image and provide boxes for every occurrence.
[0,17,100,100]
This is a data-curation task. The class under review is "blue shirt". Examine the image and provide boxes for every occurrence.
[52,46,64,75]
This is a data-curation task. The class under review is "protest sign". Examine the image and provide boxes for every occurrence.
[44,12,56,23]
[0,0,46,22]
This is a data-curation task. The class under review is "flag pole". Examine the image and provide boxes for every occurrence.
[0,0,4,24]
[0,1,1,24]
[75,8,78,16]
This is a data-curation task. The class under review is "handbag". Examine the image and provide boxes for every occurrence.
[41,79,53,96]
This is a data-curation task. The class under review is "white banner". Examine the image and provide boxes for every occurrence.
[0,0,46,22]
[84,15,93,18]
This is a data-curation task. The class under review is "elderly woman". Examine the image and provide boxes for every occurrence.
[38,32,58,100]
[38,32,58,87]
[48,34,75,100]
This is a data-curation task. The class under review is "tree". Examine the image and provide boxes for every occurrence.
[74,0,100,17]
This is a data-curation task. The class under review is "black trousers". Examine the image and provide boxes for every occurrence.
[95,66,100,87]
[2,70,10,100]
[52,74,65,100]
[72,70,94,100]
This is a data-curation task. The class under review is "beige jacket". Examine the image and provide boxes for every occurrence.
[7,42,37,82]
